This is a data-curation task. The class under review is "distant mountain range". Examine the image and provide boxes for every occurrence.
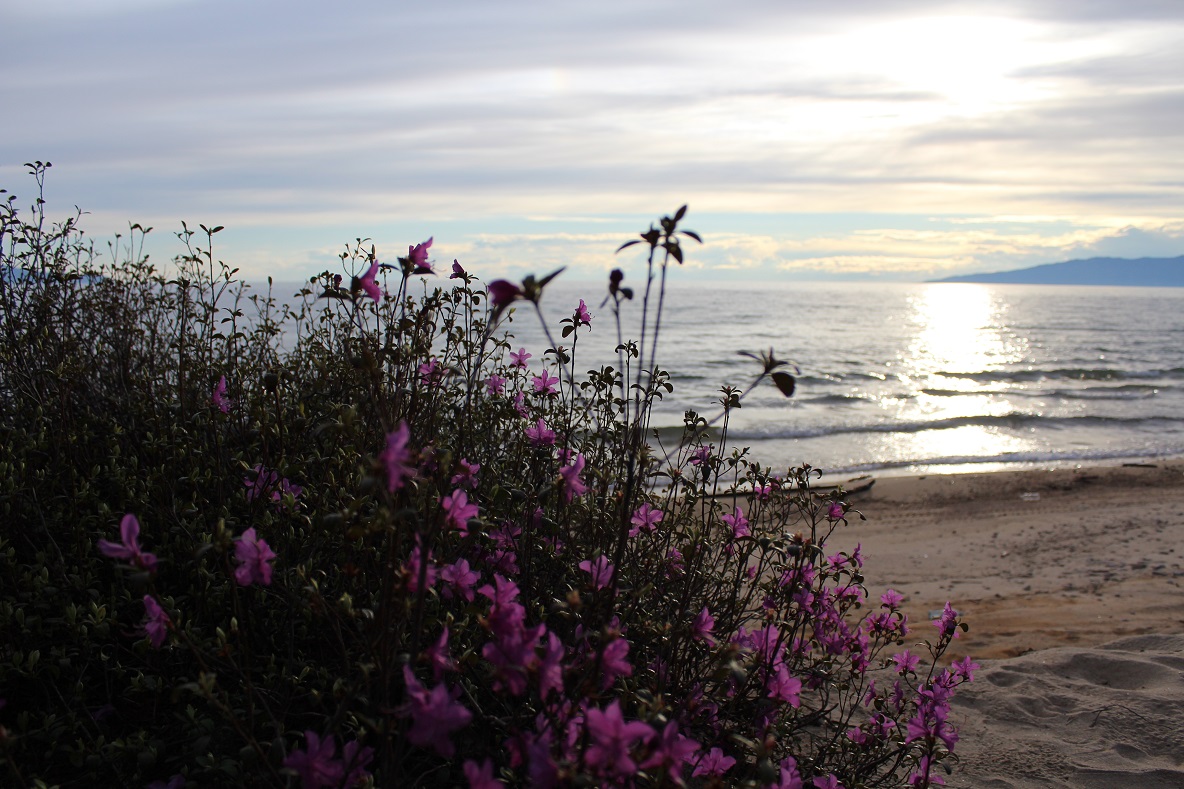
[930,255,1184,287]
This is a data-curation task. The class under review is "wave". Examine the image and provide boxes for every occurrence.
[822,447,1184,476]
[936,367,1184,384]
[920,384,1163,401]
[723,413,1184,441]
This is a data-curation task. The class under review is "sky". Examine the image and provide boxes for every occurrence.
[3,0,1184,283]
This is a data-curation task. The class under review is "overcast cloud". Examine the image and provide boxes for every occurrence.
[3,0,1183,281]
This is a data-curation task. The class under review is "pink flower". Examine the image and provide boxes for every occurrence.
[531,370,560,395]
[450,259,467,279]
[442,489,479,532]
[640,721,701,786]
[381,421,416,492]
[405,541,438,593]
[693,747,736,778]
[426,627,458,680]
[768,665,802,707]
[951,655,980,682]
[451,459,480,489]
[488,280,524,309]
[512,391,529,418]
[812,775,844,789]
[579,555,614,590]
[600,637,633,688]
[628,502,663,537]
[509,347,531,368]
[97,514,158,572]
[559,453,587,503]
[419,358,443,386]
[574,299,592,326]
[826,501,845,521]
[409,237,434,274]
[881,589,905,608]
[584,700,655,776]
[401,666,472,758]
[934,602,961,639]
[464,758,502,789]
[893,650,921,675]
[143,595,170,648]
[690,445,712,466]
[692,606,715,645]
[486,374,507,395]
[440,558,479,602]
[753,481,773,501]
[234,527,276,586]
[722,507,750,538]
[769,757,804,789]
[212,375,231,413]
[358,260,381,302]
[525,418,556,447]
[283,730,343,788]
[539,630,565,699]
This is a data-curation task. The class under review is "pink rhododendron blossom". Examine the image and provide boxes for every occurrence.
[934,602,961,639]
[401,665,472,758]
[212,375,231,413]
[450,259,467,279]
[531,370,560,395]
[358,260,382,302]
[690,445,712,466]
[142,595,170,648]
[464,758,503,789]
[97,513,158,572]
[426,627,458,681]
[283,730,343,788]
[768,665,802,707]
[754,482,773,501]
[440,558,479,602]
[244,465,280,502]
[767,757,804,789]
[584,700,655,776]
[641,721,701,785]
[409,237,434,274]
[234,528,276,586]
[539,630,565,699]
[509,347,531,367]
[442,489,479,532]
[478,577,545,695]
[574,299,592,326]
[893,650,921,675]
[270,476,303,507]
[381,421,415,492]
[722,507,750,538]
[525,418,556,447]
[951,655,980,682]
[881,589,905,608]
[826,501,845,521]
[405,542,438,593]
[419,358,444,385]
[628,502,663,536]
[559,453,587,503]
[908,756,946,787]
[512,392,529,418]
[488,280,524,309]
[600,637,633,688]
[812,775,844,789]
[692,606,716,645]
[451,458,480,488]
[486,374,507,395]
[693,747,736,778]
[579,555,614,590]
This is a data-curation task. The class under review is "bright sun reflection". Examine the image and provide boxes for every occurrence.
[905,283,1017,378]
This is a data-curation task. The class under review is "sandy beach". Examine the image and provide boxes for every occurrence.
[836,460,1184,787]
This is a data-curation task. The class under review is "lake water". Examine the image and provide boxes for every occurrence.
[490,279,1184,478]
